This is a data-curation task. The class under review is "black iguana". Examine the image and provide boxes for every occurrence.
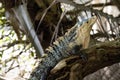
[29,16,97,80]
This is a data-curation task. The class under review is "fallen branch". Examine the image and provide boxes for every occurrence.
[48,39,120,80]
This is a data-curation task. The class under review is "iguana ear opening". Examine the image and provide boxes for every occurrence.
[71,45,83,54]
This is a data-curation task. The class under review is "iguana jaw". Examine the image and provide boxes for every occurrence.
[76,16,97,49]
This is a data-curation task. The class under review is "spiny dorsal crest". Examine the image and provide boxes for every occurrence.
[46,16,97,54]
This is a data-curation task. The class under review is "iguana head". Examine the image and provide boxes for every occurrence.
[76,16,97,49]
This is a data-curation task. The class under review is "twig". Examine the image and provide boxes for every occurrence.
[50,10,67,45]
[36,0,57,33]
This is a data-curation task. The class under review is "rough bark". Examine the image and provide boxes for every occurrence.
[47,39,120,80]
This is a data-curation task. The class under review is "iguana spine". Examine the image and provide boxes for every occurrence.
[30,16,97,80]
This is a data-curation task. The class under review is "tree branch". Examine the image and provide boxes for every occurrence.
[48,39,120,80]
[90,2,113,7]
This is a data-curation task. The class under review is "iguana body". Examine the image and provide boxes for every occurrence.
[30,16,97,80]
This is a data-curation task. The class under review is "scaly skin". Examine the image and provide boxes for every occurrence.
[30,16,97,80]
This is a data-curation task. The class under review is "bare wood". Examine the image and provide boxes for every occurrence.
[48,39,120,80]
